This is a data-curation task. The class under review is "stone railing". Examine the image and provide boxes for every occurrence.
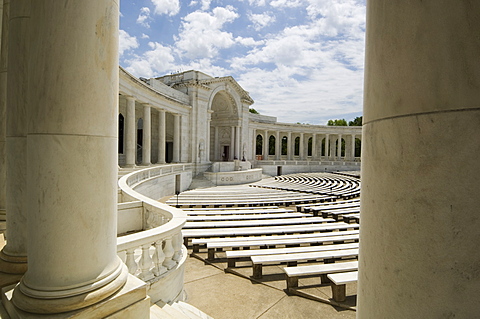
[117,164,189,303]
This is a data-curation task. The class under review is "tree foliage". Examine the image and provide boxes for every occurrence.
[249,108,259,114]
[348,116,362,126]
[327,119,347,126]
[327,116,363,126]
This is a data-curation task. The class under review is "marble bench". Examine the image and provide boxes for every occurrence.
[250,248,359,278]
[283,260,358,289]
[327,271,358,302]
[226,242,359,267]
[183,222,359,248]
[191,229,359,249]
[183,216,333,229]
[187,212,307,221]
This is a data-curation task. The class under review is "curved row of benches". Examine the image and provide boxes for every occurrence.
[176,173,361,303]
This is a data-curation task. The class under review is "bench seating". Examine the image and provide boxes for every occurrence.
[327,271,358,302]
[187,212,308,221]
[183,222,359,247]
[210,234,359,260]
[225,242,359,267]
[250,248,358,278]
[183,216,333,229]
[185,208,294,215]
[283,260,358,289]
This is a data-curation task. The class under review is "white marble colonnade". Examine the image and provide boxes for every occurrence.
[252,129,360,162]
[5,1,145,315]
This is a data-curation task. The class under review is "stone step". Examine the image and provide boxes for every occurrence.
[150,302,214,319]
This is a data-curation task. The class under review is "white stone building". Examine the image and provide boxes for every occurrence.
[118,68,362,177]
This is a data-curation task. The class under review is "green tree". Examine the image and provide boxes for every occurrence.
[249,108,259,114]
[327,119,348,126]
[348,116,362,126]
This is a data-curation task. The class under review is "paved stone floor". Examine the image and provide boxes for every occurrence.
[184,254,357,319]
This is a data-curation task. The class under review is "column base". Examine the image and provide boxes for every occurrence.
[3,273,148,318]
[0,251,27,275]
[12,262,129,314]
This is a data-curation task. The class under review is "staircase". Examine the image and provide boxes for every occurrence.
[150,301,213,319]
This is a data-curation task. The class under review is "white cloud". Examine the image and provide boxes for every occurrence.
[270,0,304,8]
[118,30,139,56]
[125,42,176,77]
[248,12,276,31]
[175,6,239,59]
[305,0,366,38]
[151,0,180,16]
[188,0,212,10]
[137,7,151,28]
[235,36,264,47]
[241,0,267,6]
[141,33,150,39]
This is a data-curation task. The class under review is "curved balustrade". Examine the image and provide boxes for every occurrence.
[117,164,189,304]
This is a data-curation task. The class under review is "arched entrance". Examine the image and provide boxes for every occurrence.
[209,91,239,161]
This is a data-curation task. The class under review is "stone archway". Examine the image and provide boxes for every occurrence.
[209,90,240,161]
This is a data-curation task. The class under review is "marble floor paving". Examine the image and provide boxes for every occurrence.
[184,254,356,319]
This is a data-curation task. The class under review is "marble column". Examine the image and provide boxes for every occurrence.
[214,126,219,161]
[206,118,211,162]
[12,1,128,313]
[1,0,28,275]
[329,135,335,159]
[351,134,356,160]
[357,1,480,318]
[324,134,329,159]
[312,134,317,159]
[142,104,151,165]
[337,134,342,159]
[158,109,166,164]
[0,0,9,222]
[172,114,180,163]
[125,96,136,167]
[229,126,235,160]
[235,126,240,160]
[299,133,304,160]
[263,130,268,160]
[287,132,292,160]
[275,131,280,160]
[252,129,256,160]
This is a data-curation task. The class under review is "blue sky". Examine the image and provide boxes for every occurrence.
[119,0,366,125]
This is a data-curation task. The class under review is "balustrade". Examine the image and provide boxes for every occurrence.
[117,164,187,303]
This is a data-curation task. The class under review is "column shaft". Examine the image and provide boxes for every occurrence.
[235,126,240,160]
[358,1,480,318]
[125,96,135,167]
[0,0,9,222]
[275,131,280,160]
[206,119,211,162]
[158,109,166,164]
[142,104,151,165]
[214,126,219,161]
[172,114,180,162]
[351,134,356,160]
[337,134,342,158]
[230,126,234,160]
[299,133,304,160]
[13,1,127,313]
[2,0,28,274]
[287,132,292,160]
[312,134,317,159]
[264,131,269,159]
